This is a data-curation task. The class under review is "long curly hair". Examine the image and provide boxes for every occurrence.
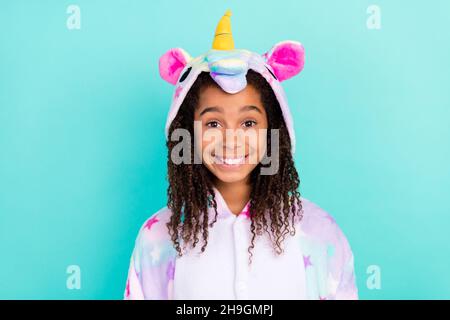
[166,69,303,264]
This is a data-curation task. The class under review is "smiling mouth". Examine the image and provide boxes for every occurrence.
[213,154,249,166]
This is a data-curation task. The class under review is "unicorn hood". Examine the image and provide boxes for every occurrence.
[158,10,305,155]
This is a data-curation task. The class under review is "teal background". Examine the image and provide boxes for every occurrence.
[1,0,449,299]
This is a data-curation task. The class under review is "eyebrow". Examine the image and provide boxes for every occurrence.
[199,105,262,116]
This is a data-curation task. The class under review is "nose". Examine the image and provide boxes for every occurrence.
[221,134,246,158]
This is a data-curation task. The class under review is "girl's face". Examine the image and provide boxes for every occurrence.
[194,85,268,184]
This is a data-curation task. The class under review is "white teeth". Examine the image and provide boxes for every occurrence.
[214,155,246,165]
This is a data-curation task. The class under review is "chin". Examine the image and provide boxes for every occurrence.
[213,172,248,184]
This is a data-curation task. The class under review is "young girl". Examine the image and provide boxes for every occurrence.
[124,10,358,300]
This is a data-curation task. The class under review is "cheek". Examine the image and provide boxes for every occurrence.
[245,129,267,164]
[256,132,268,161]
[194,128,222,160]
[257,118,269,159]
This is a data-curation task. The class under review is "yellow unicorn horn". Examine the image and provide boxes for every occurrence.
[212,10,235,50]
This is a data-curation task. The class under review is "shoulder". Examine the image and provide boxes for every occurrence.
[297,197,353,259]
[127,207,177,300]
[296,197,358,299]
[133,206,174,251]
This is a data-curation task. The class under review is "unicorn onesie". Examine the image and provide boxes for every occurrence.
[124,10,358,300]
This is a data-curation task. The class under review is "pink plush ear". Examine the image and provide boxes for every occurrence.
[159,48,192,85]
[263,41,305,82]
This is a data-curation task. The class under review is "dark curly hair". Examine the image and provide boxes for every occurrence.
[166,69,303,264]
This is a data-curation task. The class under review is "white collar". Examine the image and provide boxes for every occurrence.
[211,186,252,220]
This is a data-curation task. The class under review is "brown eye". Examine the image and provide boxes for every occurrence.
[243,120,257,128]
[206,121,221,128]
